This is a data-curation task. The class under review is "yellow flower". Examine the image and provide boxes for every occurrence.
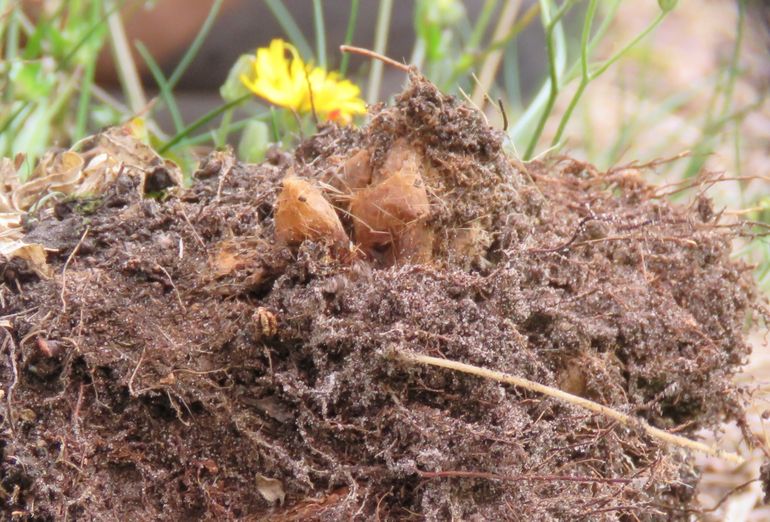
[240,39,366,124]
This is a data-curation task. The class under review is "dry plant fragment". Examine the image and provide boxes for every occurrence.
[255,473,285,505]
[252,307,278,339]
[449,224,493,268]
[274,177,348,246]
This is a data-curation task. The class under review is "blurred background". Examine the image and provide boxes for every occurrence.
[12,1,769,170]
[91,0,553,129]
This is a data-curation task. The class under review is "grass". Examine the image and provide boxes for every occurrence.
[0,0,767,289]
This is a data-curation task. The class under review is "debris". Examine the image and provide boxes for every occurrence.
[255,474,286,506]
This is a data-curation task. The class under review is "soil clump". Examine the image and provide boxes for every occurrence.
[0,73,757,520]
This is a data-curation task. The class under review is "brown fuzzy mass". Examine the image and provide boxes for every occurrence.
[0,74,756,521]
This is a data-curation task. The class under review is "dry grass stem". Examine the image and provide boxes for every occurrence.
[60,226,90,313]
[397,351,745,465]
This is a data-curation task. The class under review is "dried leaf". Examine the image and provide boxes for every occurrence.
[0,121,182,279]
[0,241,53,279]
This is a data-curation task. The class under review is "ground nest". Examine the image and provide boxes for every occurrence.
[0,72,758,520]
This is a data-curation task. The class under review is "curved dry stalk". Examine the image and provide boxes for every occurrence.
[396,351,744,465]
[60,226,90,313]
[339,45,410,73]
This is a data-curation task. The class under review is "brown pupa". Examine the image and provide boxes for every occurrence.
[349,166,432,265]
[339,149,372,193]
[274,177,348,246]
[376,139,421,185]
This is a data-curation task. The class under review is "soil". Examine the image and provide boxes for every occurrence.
[0,72,758,520]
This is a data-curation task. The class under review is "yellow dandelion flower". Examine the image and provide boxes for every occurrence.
[240,39,366,124]
[302,67,367,123]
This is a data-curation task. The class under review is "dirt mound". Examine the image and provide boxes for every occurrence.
[0,73,756,520]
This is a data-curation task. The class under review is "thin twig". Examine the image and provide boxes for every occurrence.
[72,382,85,437]
[609,150,691,174]
[395,351,744,465]
[157,264,186,312]
[179,208,206,250]
[526,215,614,254]
[497,98,508,131]
[701,478,760,514]
[128,346,147,397]
[60,226,90,314]
[340,45,410,73]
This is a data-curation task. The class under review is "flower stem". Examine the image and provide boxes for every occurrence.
[550,0,598,147]
[159,94,250,154]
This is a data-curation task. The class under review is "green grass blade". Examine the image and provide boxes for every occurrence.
[367,0,393,104]
[187,114,268,146]
[3,4,21,103]
[264,0,313,60]
[0,0,9,43]
[340,0,360,75]
[522,0,572,159]
[0,102,29,138]
[135,41,186,134]
[467,0,498,51]
[312,0,326,69]
[168,0,224,89]
[550,0,598,146]
[683,0,746,178]
[75,56,97,140]
[159,94,251,154]
[590,12,666,79]
[60,0,117,69]
[4,3,20,59]
[502,38,521,110]
[104,0,146,113]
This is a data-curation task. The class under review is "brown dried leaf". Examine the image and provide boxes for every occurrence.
[210,239,266,278]
[376,139,421,184]
[13,151,84,210]
[0,241,53,279]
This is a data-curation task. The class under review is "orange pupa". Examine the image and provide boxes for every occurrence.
[274,177,348,246]
[349,162,432,265]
